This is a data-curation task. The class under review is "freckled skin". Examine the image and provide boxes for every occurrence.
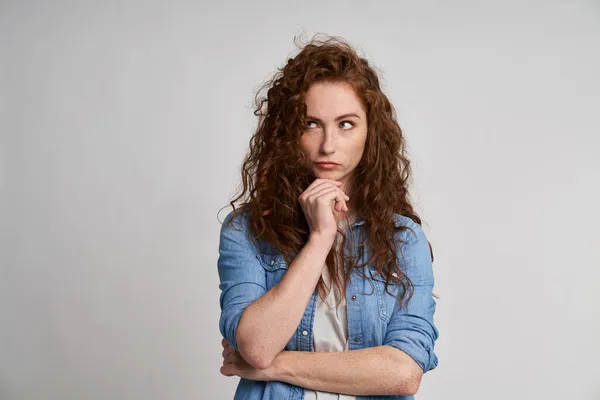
[299,81,368,203]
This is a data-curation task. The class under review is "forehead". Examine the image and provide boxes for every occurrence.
[304,81,365,117]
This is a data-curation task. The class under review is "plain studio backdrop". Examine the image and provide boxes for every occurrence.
[1,1,599,399]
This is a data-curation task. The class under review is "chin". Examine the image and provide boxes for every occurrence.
[313,171,339,179]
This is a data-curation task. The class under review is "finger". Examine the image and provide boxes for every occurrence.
[222,345,235,357]
[337,187,350,211]
[301,179,343,199]
[324,189,350,213]
[220,364,236,377]
[328,188,349,213]
[230,351,242,363]
[335,190,349,212]
[312,187,350,212]
[308,187,346,212]
[307,186,339,201]
[222,350,234,364]
[309,185,350,204]
[222,341,234,355]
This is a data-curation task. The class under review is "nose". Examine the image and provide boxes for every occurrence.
[320,129,336,155]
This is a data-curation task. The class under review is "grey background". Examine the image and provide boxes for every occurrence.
[1,1,599,399]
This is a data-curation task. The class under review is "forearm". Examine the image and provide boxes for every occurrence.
[236,234,332,368]
[270,346,422,396]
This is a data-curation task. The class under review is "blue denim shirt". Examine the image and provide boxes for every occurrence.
[218,209,439,399]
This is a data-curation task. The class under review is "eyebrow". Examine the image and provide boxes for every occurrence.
[305,113,361,123]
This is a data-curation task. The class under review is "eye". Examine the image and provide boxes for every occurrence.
[306,120,319,129]
[340,121,355,129]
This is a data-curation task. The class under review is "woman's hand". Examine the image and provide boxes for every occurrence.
[220,338,276,381]
[298,178,350,243]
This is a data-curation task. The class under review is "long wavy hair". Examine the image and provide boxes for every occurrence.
[221,34,435,308]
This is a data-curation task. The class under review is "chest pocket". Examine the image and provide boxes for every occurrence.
[256,252,289,290]
[368,268,401,323]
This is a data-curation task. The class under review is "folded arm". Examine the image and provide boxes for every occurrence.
[218,211,334,369]
[222,219,439,397]
[270,221,438,396]
[270,345,422,396]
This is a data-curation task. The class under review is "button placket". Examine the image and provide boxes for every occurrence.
[297,290,318,352]
[346,241,365,350]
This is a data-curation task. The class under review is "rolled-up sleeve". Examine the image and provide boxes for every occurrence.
[383,223,439,373]
[217,210,267,351]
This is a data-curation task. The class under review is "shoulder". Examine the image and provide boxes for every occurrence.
[392,213,427,244]
[219,208,254,245]
[221,208,251,228]
[220,208,275,254]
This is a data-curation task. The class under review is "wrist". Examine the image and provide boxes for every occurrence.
[308,232,335,251]
[269,351,292,381]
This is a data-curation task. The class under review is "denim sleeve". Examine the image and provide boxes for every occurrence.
[383,222,440,373]
[217,211,267,352]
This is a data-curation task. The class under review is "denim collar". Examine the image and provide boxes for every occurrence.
[347,213,366,228]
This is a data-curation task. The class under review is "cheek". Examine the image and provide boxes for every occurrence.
[350,137,367,160]
[299,136,315,155]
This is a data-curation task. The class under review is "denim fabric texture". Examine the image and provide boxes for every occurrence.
[218,209,439,400]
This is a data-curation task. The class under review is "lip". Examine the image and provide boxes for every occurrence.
[314,162,339,170]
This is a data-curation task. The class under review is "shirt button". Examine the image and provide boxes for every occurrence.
[353,337,361,343]
[301,330,309,336]
[270,260,275,265]
[351,295,357,301]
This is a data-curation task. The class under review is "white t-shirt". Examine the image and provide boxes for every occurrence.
[304,216,357,400]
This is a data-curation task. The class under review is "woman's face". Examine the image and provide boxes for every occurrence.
[299,81,368,196]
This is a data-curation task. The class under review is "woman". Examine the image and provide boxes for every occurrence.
[217,34,439,400]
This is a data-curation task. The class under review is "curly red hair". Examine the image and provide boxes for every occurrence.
[222,33,435,307]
